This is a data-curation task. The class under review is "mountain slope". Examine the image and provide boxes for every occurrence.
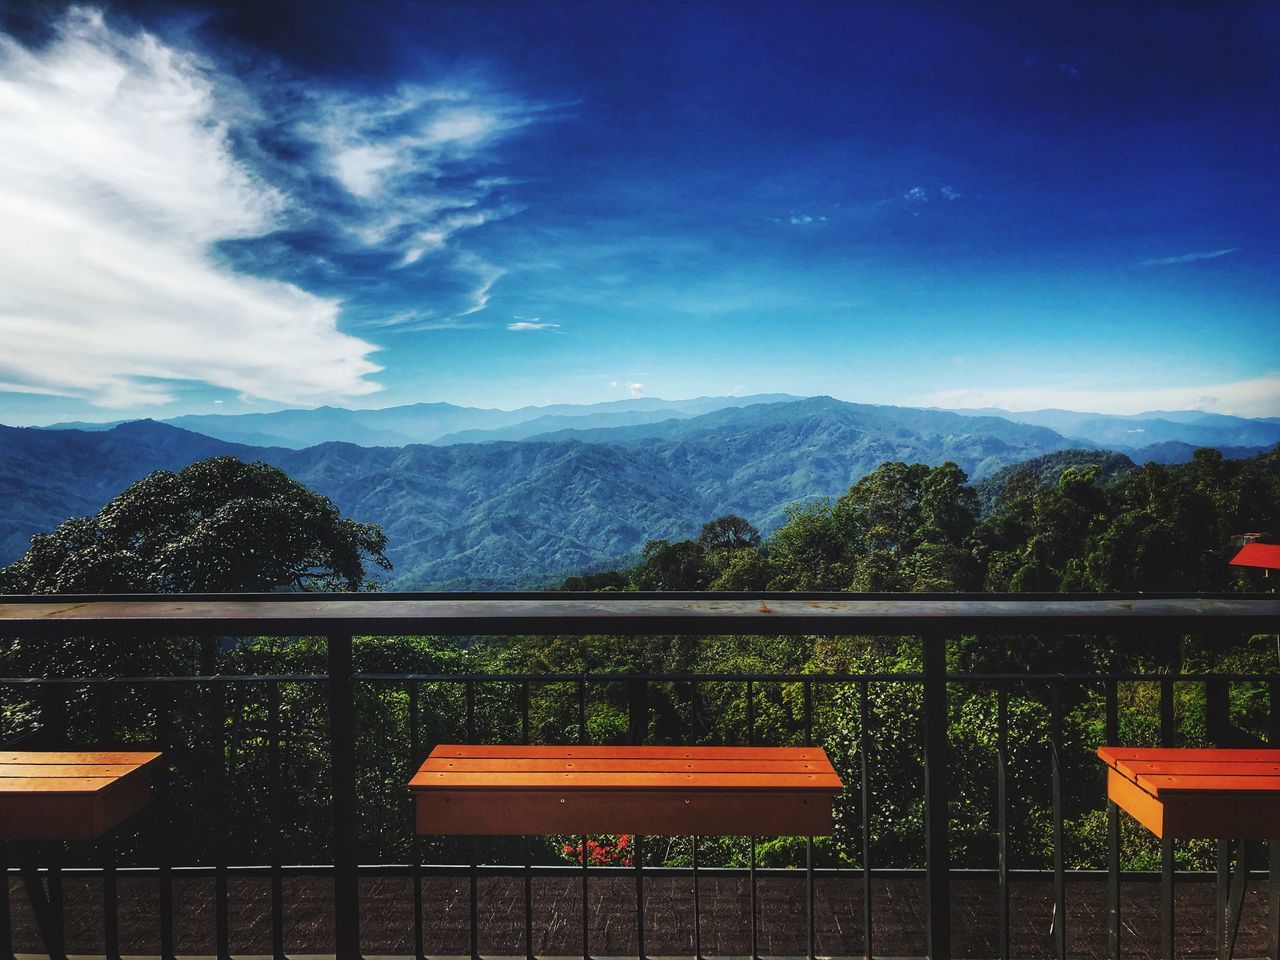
[4,398,1083,587]
[951,407,1280,450]
[0,421,246,561]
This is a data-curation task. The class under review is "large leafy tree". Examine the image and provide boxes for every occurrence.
[0,456,390,675]
[1,456,390,594]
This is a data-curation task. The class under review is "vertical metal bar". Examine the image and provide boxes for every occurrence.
[746,678,757,960]
[748,837,758,960]
[579,676,589,960]
[1217,841,1230,960]
[102,831,119,960]
[409,683,424,960]
[1050,680,1066,960]
[100,677,119,960]
[522,682,534,960]
[48,845,65,960]
[634,833,645,960]
[859,679,873,959]
[1268,680,1280,960]
[581,831,590,960]
[465,679,479,960]
[629,678,648,745]
[212,679,230,960]
[0,842,10,960]
[1160,676,1175,960]
[39,681,67,746]
[997,684,1009,960]
[692,835,701,960]
[630,678,646,960]
[155,686,175,960]
[327,632,361,960]
[922,631,951,959]
[804,679,815,960]
[1106,679,1121,960]
[268,681,285,960]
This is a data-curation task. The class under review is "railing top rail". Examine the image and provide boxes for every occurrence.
[0,593,1276,637]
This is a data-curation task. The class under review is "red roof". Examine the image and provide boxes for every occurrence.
[1230,543,1280,570]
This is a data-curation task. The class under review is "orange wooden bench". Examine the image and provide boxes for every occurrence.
[0,751,162,841]
[1099,745,1280,958]
[1,751,162,957]
[411,744,842,836]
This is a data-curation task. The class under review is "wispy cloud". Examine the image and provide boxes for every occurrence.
[507,319,560,331]
[294,79,553,301]
[1140,247,1239,267]
[0,8,381,407]
[370,310,481,332]
[627,382,646,397]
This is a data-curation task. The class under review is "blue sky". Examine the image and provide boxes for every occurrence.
[0,0,1277,425]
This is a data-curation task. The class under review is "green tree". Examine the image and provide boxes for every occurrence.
[0,456,390,675]
[631,538,707,591]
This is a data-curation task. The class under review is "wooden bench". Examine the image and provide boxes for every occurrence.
[410,744,842,836]
[1099,745,1280,958]
[0,751,162,841]
[1,751,162,957]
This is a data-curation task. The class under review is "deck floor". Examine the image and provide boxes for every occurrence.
[4,873,1266,958]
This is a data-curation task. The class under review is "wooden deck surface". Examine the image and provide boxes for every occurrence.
[3,873,1266,958]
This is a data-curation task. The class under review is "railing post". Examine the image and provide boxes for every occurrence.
[922,630,951,959]
[328,631,361,960]
[628,679,648,745]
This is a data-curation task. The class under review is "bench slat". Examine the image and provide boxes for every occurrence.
[412,744,842,836]
[1099,746,1280,763]
[0,751,162,765]
[422,757,829,773]
[0,764,153,779]
[413,770,841,789]
[426,744,827,760]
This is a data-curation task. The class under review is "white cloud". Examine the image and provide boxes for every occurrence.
[0,9,381,407]
[1140,247,1239,267]
[918,373,1280,419]
[301,82,544,276]
[507,320,559,331]
[452,253,505,318]
[627,382,646,398]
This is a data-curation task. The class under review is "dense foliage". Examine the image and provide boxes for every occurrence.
[564,447,1280,599]
[1,446,1277,882]
[0,456,389,675]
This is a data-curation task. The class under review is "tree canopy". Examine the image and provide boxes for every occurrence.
[563,449,1280,598]
[0,456,391,675]
[1,456,390,595]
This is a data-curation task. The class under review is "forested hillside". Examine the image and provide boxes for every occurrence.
[1,398,1084,587]
[564,447,1280,599]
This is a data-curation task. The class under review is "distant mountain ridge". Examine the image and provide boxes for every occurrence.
[949,406,1280,452]
[42,395,1280,453]
[6,397,1274,588]
[44,394,803,449]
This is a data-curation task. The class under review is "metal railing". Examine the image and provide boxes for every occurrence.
[1,592,1279,959]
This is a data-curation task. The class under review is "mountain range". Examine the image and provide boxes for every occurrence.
[6,396,1278,588]
[44,394,802,448]
[43,395,1280,455]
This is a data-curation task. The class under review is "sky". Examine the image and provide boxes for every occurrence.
[0,0,1277,426]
